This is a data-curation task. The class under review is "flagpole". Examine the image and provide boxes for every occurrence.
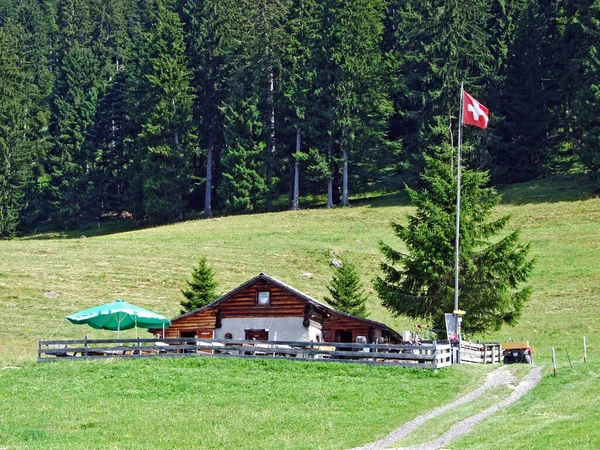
[454,82,464,363]
[455,83,463,313]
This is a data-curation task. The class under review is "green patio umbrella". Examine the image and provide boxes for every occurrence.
[66,299,171,337]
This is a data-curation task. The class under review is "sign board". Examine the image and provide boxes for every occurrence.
[445,313,459,342]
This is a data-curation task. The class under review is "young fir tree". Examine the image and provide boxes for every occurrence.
[180,257,219,313]
[373,124,534,334]
[325,255,369,318]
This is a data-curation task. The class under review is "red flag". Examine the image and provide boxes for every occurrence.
[463,91,489,129]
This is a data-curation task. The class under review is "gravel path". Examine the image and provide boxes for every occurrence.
[351,366,543,450]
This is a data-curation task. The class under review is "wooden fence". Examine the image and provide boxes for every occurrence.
[460,341,502,364]
[38,337,453,371]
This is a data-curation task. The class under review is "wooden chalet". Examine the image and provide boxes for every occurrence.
[157,273,402,344]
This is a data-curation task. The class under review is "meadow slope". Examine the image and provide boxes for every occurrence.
[0,174,597,364]
[0,174,598,449]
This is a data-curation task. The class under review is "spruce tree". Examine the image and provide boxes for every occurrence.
[321,0,391,207]
[181,0,241,218]
[492,0,562,183]
[572,0,600,186]
[281,0,322,210]
[325,255,369,318]
[181,256,219,313]
[373,127,534,334]
[135,0,194,223]
[387,0,498,181]
[46,44,100,228]
[0,26,30,237]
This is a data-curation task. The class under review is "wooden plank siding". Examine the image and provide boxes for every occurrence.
[323,314,382,343]
[218,281,307,318]
[158,273,402,344]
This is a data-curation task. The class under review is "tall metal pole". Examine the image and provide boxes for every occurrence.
[454,83,465,364]
[455,83,464,313]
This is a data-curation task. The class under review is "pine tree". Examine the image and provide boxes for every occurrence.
[135,0,194,223]
[46,44,100,228]
[492,0,562,183]
[387,0,498,181]
[325,255,369,318]
[181,0,241,218]
[281,0,322,210]
[373,127,534,334]
[321,0,391,207]
[1,0,56,230]
[181,256,219,313]
[572,0,600,186]
[219,92,267,214]
[0,26,30,237]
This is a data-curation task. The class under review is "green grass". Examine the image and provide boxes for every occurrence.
[455,361,600,450]
[0,173,599,448]
[0,358,482,450]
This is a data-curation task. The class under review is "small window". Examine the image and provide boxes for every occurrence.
[257,291,270,305]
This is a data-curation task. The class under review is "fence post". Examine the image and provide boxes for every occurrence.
[84,335,88,358]
[38,339,42,361]
[552,347,557,376]
[137,336,141,355]
[584,336,587,363]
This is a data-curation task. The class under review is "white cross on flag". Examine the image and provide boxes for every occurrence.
[463,91,489,129]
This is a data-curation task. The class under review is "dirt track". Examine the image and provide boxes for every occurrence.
[351,366,543,450]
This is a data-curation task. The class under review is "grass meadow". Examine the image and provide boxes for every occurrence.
[0,173,599,448]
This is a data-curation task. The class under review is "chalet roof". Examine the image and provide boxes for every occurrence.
[170,273,401,340]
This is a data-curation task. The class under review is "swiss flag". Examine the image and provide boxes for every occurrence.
[463,91,489,129]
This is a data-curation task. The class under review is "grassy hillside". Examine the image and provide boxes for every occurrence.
[0,173,598,449]
[0,174,597,364]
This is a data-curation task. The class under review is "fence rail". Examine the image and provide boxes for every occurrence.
[38,337,453,370]
[460,341,502,364]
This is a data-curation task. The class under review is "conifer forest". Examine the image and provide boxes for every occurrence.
[0,0,598,237]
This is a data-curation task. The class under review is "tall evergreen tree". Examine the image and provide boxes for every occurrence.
[182,0,241,217]
[492,0,563,183]
[321,0,391,207]
[0,26,31,237]
[387,0,498,181]
[135,0,194,223]
[4,0,56,229]
[373,127,534,334]
[219,92,267,213]
[571,0,600,185]
[281,0,323,210]
[46,44,100,227]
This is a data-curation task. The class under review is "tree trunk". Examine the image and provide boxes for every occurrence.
[265,67,276,212]
[326,126,334,208]
[342,125,350,207]
[292,128,301,210]
[204,135,213,218]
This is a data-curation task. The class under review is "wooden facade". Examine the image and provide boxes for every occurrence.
[157,273,402,344]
